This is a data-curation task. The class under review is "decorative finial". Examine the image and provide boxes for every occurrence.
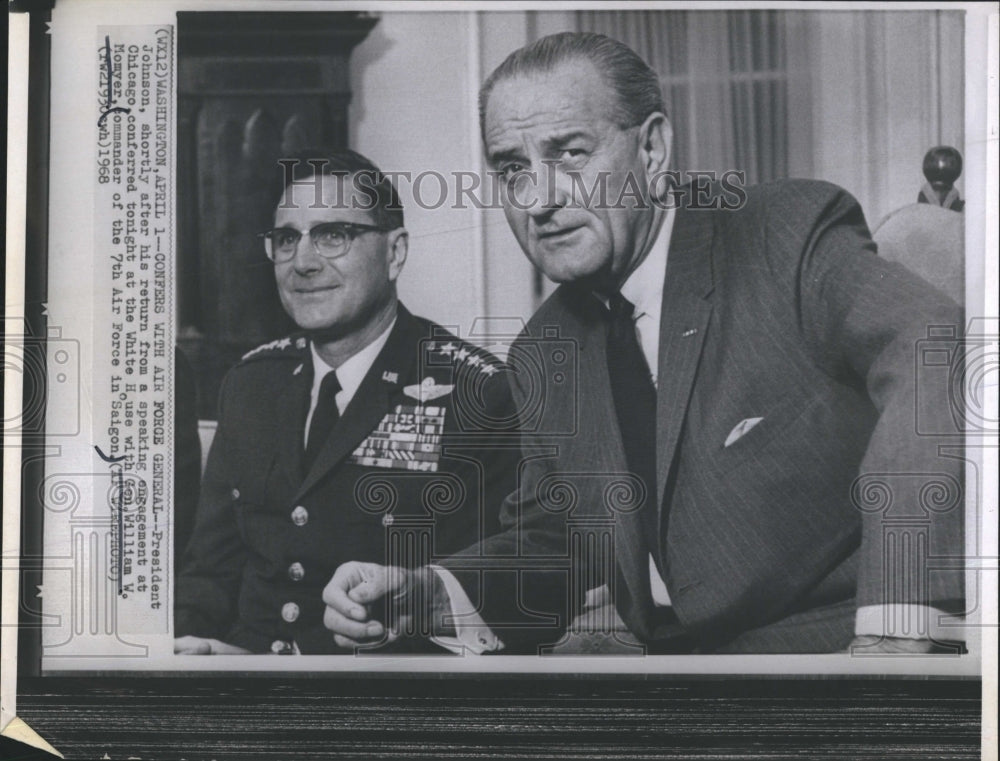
[918,146,964,211]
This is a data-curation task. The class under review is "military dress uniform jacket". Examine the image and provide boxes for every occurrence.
[442,180,966,654]
[176,304,519,654]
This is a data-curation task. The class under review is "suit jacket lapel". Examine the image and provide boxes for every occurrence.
[292,305,420,502]
[654,202,716,515]
[274,354,311,487]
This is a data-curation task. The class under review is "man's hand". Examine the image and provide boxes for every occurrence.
[174,636,252,655]
[322,561,413,648]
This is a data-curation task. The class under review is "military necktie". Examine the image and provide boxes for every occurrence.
[304,370,341,472]
[605,293,659,553]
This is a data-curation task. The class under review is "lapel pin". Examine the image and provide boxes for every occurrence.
[382,371,399,384]
[681,328,698,337]
[292,363,303,376]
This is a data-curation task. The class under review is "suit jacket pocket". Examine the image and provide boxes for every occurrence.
[716,394,823,465]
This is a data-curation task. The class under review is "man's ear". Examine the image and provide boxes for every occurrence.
[638,111,673,179]
[386,228,409,281]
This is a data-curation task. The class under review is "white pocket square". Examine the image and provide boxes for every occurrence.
[724,417,764,448]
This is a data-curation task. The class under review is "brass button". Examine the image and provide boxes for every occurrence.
[381,514,394,527]
[270,639,293,654]
[281,602,300,623]
[231,488,240,500]
[290,506,308,526]
[288,562,305,582]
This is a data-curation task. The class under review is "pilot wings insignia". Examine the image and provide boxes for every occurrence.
[403,376,454,402]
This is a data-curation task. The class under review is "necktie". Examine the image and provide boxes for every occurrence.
[304,370,341,472]
[605,294,659,552]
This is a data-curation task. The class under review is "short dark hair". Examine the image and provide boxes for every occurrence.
[273,148,404,230]
[479,32,665,139]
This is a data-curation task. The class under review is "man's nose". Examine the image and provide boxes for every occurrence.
[519,163,570,219]
[289,235,324,274]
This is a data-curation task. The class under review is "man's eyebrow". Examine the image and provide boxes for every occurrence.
[486,130,595,166]
[544,130,594,148]
[485,146,523,167]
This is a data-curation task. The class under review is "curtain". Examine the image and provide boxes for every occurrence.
[578,10,796,185]
[579,9,965,225]
[804,11,965,226]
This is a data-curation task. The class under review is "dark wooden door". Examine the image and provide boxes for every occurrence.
[176,11,377,418]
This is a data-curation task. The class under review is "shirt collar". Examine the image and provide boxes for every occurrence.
[309,317,397,406]
[619,205,675,320]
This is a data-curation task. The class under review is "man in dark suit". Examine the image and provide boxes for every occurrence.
[174,150,518,654]
[321,33,966,654]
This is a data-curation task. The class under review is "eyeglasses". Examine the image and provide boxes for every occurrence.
[257,222,388,263]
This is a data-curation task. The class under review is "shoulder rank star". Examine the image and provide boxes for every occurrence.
[404,376,454,402]
[242,335,298,360]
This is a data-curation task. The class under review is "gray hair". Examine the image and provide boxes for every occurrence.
[479,32,665,139]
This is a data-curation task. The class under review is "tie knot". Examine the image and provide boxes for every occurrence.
[609,292,637,322]
[319,370,341,398]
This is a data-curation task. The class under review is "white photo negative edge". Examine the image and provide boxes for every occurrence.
[1,0,995,719]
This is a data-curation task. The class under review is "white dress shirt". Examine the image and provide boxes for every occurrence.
[619,209,676,608]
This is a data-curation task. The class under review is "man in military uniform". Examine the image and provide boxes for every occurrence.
[174,150,518,655]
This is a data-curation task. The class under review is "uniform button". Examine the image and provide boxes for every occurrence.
[281,602,300,622]
[231,488,240,500]
[287,562,305,581]
[270,639,293,654]
[290,506,308,526]
[381,514,394,527]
